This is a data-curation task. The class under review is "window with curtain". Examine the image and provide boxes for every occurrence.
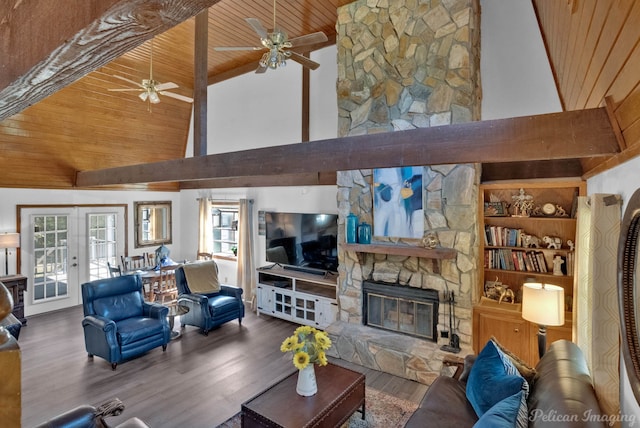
[211,203,239,258]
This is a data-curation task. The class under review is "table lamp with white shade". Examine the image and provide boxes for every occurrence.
[522,282,565,358]
[0,233,20,276]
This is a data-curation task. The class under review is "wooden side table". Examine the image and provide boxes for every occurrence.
[0,275,28,325]
[242,363,365,427]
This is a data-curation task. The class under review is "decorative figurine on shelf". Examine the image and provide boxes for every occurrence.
[555,205,568,217]
[511,188,534,217]
[567,240,575,251]
[523,234,541,248]
[422,233,439,249]
[553,255,565,276]
[495,284,516,304]
[543,235,562,249]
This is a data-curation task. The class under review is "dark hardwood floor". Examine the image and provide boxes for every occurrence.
[19,304,428,427]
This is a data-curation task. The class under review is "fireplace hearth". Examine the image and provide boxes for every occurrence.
[362,281,439,341]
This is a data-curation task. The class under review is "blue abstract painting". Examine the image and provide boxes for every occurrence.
[373,167,424,239]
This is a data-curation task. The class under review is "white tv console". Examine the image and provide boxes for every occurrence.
[256,265,338,329]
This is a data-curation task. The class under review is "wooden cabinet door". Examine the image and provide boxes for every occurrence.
[474,309,530,364]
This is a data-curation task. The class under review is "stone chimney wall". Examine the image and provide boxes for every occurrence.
[335,0,481,350]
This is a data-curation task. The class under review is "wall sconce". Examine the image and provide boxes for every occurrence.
[522,282,565,358]
[0,233,20,276]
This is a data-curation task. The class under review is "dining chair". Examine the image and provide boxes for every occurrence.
[196,252,213,260]
[121,255,147,272]
[107,262,121,278]
[154,265,179,306]
[146,252,156,269]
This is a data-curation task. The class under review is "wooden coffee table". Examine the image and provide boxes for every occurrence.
[241,363,365,427]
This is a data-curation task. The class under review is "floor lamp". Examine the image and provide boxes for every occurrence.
[522,282,565,359]
[0,233,20,276]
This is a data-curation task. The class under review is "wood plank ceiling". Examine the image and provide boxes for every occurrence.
[1,0,639,190]
[0,0,347,190]
[533,0,640,176]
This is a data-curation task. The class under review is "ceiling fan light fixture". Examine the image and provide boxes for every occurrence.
[148,91,161,104]
[259,52,269,68]
[139,92,149,102]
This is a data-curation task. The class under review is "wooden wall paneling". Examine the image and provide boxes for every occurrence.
[562,0,596,102]
[566,0,609,109]
[568,0,612,108]
[585,1,640,108]
[574,0,634,109]
[608,48,640,117]
[558,1,580,92]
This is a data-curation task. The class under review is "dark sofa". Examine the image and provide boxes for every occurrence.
[405,340,605,427]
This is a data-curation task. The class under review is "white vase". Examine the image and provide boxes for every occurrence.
[296,364,318,396]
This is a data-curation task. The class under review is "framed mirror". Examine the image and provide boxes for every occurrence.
[619,188,640,403]
[134,201,172,248]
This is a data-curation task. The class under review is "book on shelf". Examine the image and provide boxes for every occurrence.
[484,225,526,247]
[485,248,550,273]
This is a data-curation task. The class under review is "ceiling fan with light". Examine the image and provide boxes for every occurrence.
[108,40,193,107]
[214,0,328,73]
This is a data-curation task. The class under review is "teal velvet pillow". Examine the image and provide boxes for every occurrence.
[473,390,528,428]
[466,340,528,417]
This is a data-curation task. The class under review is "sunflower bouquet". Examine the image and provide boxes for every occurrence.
[280,325,332,370]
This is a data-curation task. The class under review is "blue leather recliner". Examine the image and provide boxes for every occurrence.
[81,275,171,370]
[175,262,244,335]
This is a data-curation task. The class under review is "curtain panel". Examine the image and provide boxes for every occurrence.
[575,194,621,418]
[237,199,256,307]
[198,198,212,255]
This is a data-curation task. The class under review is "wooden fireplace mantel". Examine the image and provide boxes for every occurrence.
[340,243,456,259]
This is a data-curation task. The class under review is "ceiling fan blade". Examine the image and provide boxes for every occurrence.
[108,88,144,92]
[112,75,144,88]
[245,18,269,39]
[288,32,328,48]
[159,91,194,103]
[214,46,264,51]
[288,52,321,70]
[155,82,178,91]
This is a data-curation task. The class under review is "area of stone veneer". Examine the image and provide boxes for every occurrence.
[337,165,478,348]
[332,0,481,383]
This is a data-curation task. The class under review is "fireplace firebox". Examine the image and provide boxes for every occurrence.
[362,281,439,341]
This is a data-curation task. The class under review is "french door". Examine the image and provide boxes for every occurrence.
[20,206,125,316]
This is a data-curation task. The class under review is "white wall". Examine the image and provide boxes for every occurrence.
[480,0,562,119]
[180,46,339,285]
[0,188,182,275]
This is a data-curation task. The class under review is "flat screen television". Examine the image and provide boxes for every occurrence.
[265,212,338,274]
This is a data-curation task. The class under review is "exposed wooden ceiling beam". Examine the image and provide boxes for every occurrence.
[178,172,337,189]
[193,9,209,157]
[75,108,620,187]
[0,0,221,122]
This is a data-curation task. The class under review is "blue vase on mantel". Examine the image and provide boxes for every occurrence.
[358,222,371,244]
[346,213,358,244]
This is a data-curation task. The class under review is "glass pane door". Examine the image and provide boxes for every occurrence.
[33,215,69,302]
[21,206,126,317]
[88,213,118,281]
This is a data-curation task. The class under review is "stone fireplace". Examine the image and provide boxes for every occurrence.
[326,0,481,385]
[363,281,439,341]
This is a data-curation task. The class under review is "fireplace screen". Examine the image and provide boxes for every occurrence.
[363,281,439,341]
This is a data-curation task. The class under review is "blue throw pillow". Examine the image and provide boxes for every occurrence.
[466,340,528,417]
[473,390,528,428]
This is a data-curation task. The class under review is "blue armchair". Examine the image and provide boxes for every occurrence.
[81,275,171,370]
[175,261,244,335]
